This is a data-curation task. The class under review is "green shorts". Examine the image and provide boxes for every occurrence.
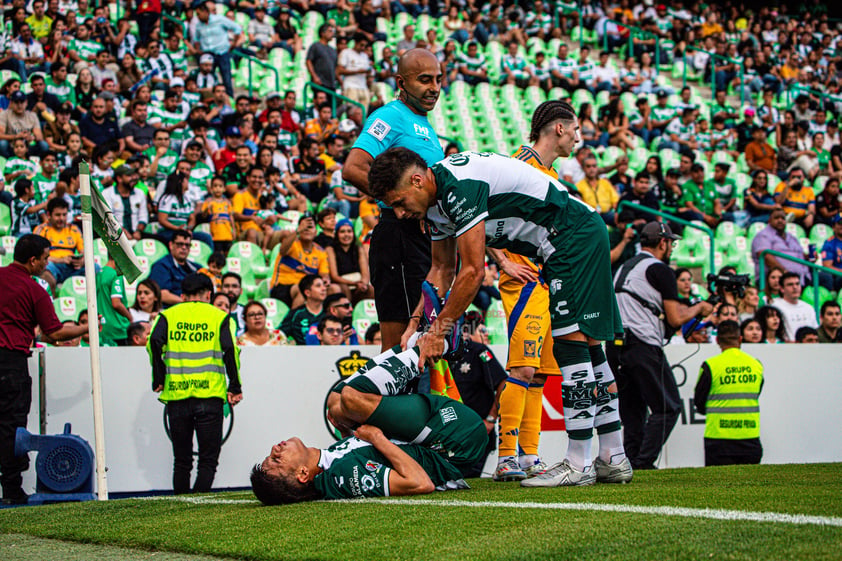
[543,211,624,342]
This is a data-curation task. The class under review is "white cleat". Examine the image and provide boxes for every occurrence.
[594,457,633,484]
[520,459,596,487]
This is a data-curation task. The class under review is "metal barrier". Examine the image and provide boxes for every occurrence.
[758,250,842,320]
[160,12,186,39]
[554,1,584,50]
[682,46,745,107]
[303,81,367,120]
[600,18,660,75]
[617,201,716,273]
[785,83,842,112]
[233,48,280,98]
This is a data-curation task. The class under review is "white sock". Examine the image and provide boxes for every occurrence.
[519,454,539,469]
[566,438,593,472]
[497,455,516,467]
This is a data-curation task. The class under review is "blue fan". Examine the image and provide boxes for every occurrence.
[14,423,96,505]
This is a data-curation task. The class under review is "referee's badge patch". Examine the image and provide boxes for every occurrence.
[368,118,391,141]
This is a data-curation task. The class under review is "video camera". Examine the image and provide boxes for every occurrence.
[706,272,751,305]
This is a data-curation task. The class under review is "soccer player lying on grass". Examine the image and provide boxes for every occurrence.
[367,141,632,487]
[251,337,488,505]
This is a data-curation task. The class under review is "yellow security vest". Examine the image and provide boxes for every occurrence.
[701,347,763,440]
[149,301,240,403]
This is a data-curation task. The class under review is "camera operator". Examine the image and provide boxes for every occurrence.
[607,221,714,470]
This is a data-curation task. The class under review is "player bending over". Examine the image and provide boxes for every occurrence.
[251,338,487,504]
[367,140,632,487]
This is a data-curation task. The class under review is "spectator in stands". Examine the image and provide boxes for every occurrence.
[604,98,634,151]
[548,42,578,93]
[706,163,737,222]
[337,33,372,113]
[44,103,78,156]
[576,156,618,226]
[681,163,720,227]
[821,216,842,292]
[755,305,784,344]
[659,107,697,157]
[326,218,372,302]
[739,318,763,343]
[751,209,810,286]
[618,170,659,225]
[353,0,387,44]
[609,155,633,195]
[293,137,328,203]
[9,178,45,236]
[158,171,213,248]
[101,165,147,241]
[774,167,815,229]
[127,321,151,347]
[795,326,819,343]
[396,24,417,55]
[816,178,840,225]
[817,301,842,343]
[591,50,620,94]
[364,322,381,345]
[738,286,760,322]
[192,0,243,96]
[304,102,339,144]
[457,41,489,86]
[121,100,157,157]
[744,170,778,225]
[500,40,537,88]
[281,273,327,345]
[148,229,200,307]
[315,315,346,345]
[0,91,48,158]
[306,23,338,93]
[34,197,91,292]
[237,300,290,346]
[270,213,332,307]
[745,126,777,175]
[80,96,123,155]
[10,24,45,81]
[130,279,162,323]
[771,272,818,342]
[322,293,359,344]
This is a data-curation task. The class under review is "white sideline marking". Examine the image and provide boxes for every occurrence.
[143,495,842,526]
[343,499,842,527]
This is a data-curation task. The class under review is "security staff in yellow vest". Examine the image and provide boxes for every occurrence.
[693,320,763,467]
[148,274,243,494]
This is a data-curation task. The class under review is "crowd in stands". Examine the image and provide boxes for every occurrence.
[0,0,840,348]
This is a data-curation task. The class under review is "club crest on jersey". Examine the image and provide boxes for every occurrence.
[368,118,391,141]
[336,350,369,379]
[524,340,536,357]
[365,461,382,472]
[550,279,562,294]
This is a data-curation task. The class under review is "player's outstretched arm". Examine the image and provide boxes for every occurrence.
[401,237,458,349]
[354,425,434,496]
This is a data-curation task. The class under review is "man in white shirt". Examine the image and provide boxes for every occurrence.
[101,165,148,241]
[337,33,372,112]
[591,50,619,93]
[771,272,819,342]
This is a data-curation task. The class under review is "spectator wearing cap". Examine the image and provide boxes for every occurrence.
[102,164,148,241]
[190,53,219,98]
[122,99,157,157]
[337,33,372,113]
[191,0,244,97]
[79,96,123,155]
[212,126,243,173]
[609,221,714,470]
[44,103,79,154]
[0,91,48,158]
[306,23,338,93]
[649,89,676,141]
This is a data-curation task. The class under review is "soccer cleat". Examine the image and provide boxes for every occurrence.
[493,458,527,482]
[594,457,634,484]
[523,460,550,479]
[520,459,596,487]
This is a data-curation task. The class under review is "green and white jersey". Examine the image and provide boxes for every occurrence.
[697,131,712,150]
[426,152,594,261]
[32,171,57,203]
[163,47,188,74]
[5,157,38,181]
[140,53,175,82]
[144,146,179,183]
[189,68,219,90]
[577,60,594,82]
[711,128,732,150]
[458,53,486,73]
[501,54,528,77]
[68,37,100,61]
[706,178,736,202]
[532,60,550,81]
[45,77,75,105]
[664,117,695,142]
[549,55,577,77]
[182,90,201,107]
[157,193,193,227]
[627,107,644,126]
[312,436,463,500]
[11,197,41,235]
[525,11,551,35]
[651,104,675,123]
[189,160,213,195]
[149,103,187,142]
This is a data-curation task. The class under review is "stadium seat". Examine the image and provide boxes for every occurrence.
[133,239,168,264]
[134,256,151,283]
[260,297,289,329]
[0,203,10,235]
[92,239,110,268]
[801,285,832,309]
[189,240,213,267]
[1,235,16,255]
[223,258,256,302]
[124,279,137,308]
[253,279,271,300]
[810,224,833,245]
[228,241,269,279]
[54,297,81,323]
[485,299,507,345]
[746,222,766,243]
[58,276,87,300]
[352,298,378,339]
[785,223,806,240]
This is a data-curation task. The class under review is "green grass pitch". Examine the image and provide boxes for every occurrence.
[1,463,840,561]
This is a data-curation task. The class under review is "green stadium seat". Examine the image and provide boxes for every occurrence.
[352,298,378,339]
[91,238,110,268]
[813,176,829,195]
[134,255,151,283]
[133,239,168,264]
[223,257,256,302]
[0,203,10,235]
[785,223,806,239]
[2,235,16,255]
[715,220,745,242]
[485,299,507,345]
[228,241,269,279]
[801,285,832,309]
[746,221,766,243]
[254,278,271,300]
[189,240,213,267]
[54,297,82,323]
[260,297,289,329]
[810,224,833,245]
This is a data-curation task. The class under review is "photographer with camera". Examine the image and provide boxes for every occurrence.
[607,221,713,470]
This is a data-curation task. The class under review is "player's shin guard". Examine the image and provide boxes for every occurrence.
[497,378,528,461]
[590,344,626,464]
[518,382,545,460]
[553,339,596,471]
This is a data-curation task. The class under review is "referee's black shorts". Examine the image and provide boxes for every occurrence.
[369,207,432,323]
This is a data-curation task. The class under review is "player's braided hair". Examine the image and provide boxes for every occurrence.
[529,100,577,142]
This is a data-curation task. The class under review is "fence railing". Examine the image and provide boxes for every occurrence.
[617,201,715,273]
[682,46,745,107]
[600,19,661,75]
[233,48,280,98]
[758,250,842,320]
[303,81,367,121]
[785,83,842,112]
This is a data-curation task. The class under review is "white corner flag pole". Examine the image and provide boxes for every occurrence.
[79,161,108,500]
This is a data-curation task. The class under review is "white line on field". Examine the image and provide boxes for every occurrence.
[344,499,842,527]
[143,495,842,526]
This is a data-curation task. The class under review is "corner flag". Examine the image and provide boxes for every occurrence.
[78,162,142,283]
